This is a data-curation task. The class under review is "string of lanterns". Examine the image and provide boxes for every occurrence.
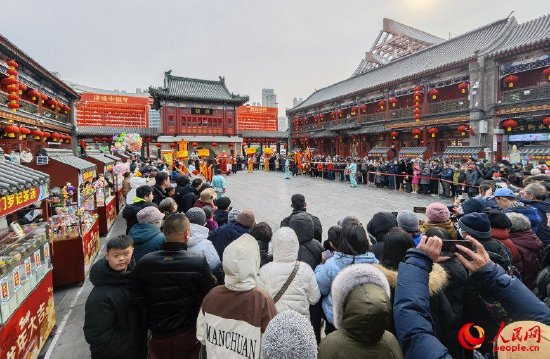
[413,86,422,123]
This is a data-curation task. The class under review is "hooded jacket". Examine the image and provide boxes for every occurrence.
[315,251,378,325]
[259,228,321,318]
[122,199,157,234]
[280,208,323,243]
[84,258,147,359]
[128,223,165,261]
[508,213,544,289]
[521,198,550,246]
[196,234,278,359]
[503,202,542,233]
[177,184,198,213]
[187,223,220,270]
[285,211,324,270]
[318,264,403,359]
[262,310,318,359]
[208,222,250,261]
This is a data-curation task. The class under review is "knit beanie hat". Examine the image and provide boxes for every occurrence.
[186,207,206,225]
[506,212,532,232]
[136,206,164,224]
[236,209,256,228]
[483,208,512,229]
[228,209,242,223]
[262,310,317,359]
[367,212,398,241]
[396,210,419,232]
[458,213,492,239]
[214,196,231,210]
[425,203,450,223]
[461,198,486,215]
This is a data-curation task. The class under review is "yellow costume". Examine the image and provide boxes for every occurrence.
[264,157,270,172]
[248,157,254,173]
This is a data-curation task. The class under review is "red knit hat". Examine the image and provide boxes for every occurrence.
[425,203,450,223]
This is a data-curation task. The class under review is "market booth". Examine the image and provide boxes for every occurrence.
[26,149,99,287]
[398,147,431,161]
[443,146,485,162]
[367,147,394,161]
[520,146,550,165]
[83,151,117,236]
[0,151,56,358]
[103,153,127,211]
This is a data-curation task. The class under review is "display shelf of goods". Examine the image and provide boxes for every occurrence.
[0,224,51,324]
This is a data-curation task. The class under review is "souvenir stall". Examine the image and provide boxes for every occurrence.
[367,147,394,161]
[25,149,99,287]
[0,151,56,359]
[83,151,117,236]
[398,147,431,161]
[443,146,485,162]
[103,153,127,211]
[520,146,550,165]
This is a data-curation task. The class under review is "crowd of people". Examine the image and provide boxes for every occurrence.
[82,156,550,359]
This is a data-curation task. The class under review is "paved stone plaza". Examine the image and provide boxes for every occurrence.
[43,171,451,358]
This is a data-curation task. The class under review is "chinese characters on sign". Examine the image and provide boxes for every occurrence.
[191,107,214,116]
[92,95,129,103]
[0,188,38,217]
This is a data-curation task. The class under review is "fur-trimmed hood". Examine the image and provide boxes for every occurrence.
[420,220,458,240]
[375,263,448,296]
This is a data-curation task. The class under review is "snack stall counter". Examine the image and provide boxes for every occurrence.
[0,152,56,359]
[84,151,117,236]
[103,153,127,212]
[26,149,99,287]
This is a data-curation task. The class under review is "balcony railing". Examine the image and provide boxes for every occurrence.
[428,98,470,114]
[500,84,550,103]
[389,107,413,119]
[357,112,385,124]
[0,90,71,124]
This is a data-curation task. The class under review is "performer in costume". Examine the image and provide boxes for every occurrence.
[247,156,254,173]
[264,155,270,172]
[349,159,358,188]
[284,156,291,179]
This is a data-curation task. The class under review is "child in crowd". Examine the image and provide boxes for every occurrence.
[202,206,218,232]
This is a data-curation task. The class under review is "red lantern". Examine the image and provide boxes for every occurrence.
[42,132,51,140]
[229,143,234,148]
[39,93,48,104]
[351,106,358,116]
[504,75,519,88]
[390,131,399,139]
[378,100,386,110]
[47,98,58,110]
[101,136,108,142]
[7,94,19,102]
[18,82,27,95]
[1,77,18,86]
[32,130,43,140]
[413,108,421,115]
[51,132,61,142]
[6,60,18,68]
[428,127,439,138]
[80,140,87,148]
[337,109,344,118]
[457,125,469,136]
[502,119,518,132]
[92,136,99,143]
[458,82,469,94]
[20,127,31,139]
[428,88,440,100]
[211,142,218,147]
[389,97,398,108]
[414,86,422,92]
[28,89,40,101]
[544,67,550,81]
[543,117,550,129]
[191,142,198,147]
[319,113,325,120]
[412,128,422,138]
[170,143,177,148]
[4,125,20,138]
[359,104,367,113]
[155,143,162,148]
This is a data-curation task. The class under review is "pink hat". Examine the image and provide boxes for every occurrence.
[425,203,450,223]
[137,206,165,224]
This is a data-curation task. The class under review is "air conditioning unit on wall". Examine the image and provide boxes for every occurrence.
[478,120,488,134]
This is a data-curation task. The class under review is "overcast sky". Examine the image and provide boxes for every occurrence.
[2,1,549,114]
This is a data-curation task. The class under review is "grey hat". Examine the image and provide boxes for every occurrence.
[186,207,206,225]
[506,212,532,232]
[396,210,419,232]
[228,209,242,223]
[262,310,317,359]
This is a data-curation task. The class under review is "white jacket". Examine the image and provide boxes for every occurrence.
[259,227,321,318]
[187,223,220,270]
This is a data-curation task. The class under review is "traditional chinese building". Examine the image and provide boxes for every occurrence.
[149,71,248,157]
[0,34,79,157]
[286,15,550,163]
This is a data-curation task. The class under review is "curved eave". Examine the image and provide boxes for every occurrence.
[150,92,249,106]
[488,38,550,59]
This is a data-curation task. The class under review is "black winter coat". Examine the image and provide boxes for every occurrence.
[213,209,229,226]
[130,242,216,337]
[175,184,196,213]
[280,208,323,243]
[151,184,167,206]
[84,258,147,359]
[122,201,157,234]
[283,211,323,270]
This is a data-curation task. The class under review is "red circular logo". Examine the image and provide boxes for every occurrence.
[458,323,486,350]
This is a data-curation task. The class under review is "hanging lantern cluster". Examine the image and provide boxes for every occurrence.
[390,131,399,140]
[428,127,439,138]
[504,75,519,88]
[457,125,469,137]
[458,82,469,94]
[389,97,398,108]
[502,119,518,132]
[4,125,20,138]
[412,128,422,139]
[428,88,440,100]
[378,100,386,111]
[413,86,422,123]
[543,117,550,129]
[5,59,20,112]
[544,67,550,81]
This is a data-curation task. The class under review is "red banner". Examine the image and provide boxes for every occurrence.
[106,197,117,229]
[0,272,56,359]
[83,220,100,274]
[0,188,39,217]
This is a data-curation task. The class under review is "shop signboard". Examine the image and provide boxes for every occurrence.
[0,187,40,217]
[82,220,100,274]
[106,199,117,229]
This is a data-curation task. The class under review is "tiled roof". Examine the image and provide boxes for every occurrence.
[149,72,249,105]
[399,147,427,155]
[0,158,49,196]
[77,127,158,136]
[521,146,550,155]
[354,124,387,134]
[102,153,121,161]
[290,18,510,112]
[487,15,550,57]
[84,151,115,165]
[368,147,391,155]
[43,149,96,172]
[443,146,484,155]
[239,130,289,138]
[310,130,336,138]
